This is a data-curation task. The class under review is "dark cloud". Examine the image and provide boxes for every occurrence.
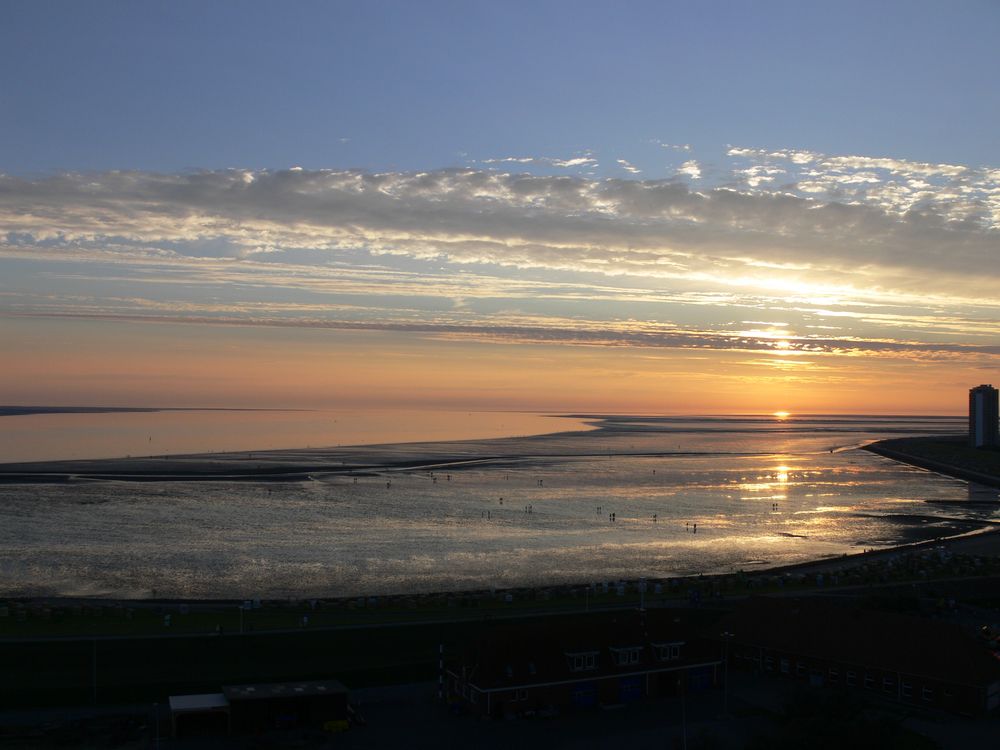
[10,311,1000,359]
[1,167,997,298]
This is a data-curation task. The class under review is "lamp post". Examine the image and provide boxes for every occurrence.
[678,674,687,750]
[721,631,735,718]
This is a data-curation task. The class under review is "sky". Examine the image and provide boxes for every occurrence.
[1,0,999,414]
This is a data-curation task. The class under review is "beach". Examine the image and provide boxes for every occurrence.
[0,414,995,600]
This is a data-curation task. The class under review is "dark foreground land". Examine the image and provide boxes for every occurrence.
[864,436,1000,489]
[4,544,1000,749]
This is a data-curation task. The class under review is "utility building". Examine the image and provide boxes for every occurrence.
[969,384,999,448]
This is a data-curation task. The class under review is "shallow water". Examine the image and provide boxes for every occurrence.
[0,408,588,463]
[0,414,995,599]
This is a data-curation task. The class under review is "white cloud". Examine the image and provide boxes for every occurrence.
[617,159,641,174]
[479,154,597,169]
[725,144,1000,230]
[550,156,597,168]
[655,140,692,151]
[2,162,999,335]
[676,160,701,179]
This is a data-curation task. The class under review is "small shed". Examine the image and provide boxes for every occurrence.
[223,679,349,734]
[168,693,230,738]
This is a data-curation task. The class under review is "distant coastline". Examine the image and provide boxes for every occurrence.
[864,435,1000,489]
[0,406,292,417]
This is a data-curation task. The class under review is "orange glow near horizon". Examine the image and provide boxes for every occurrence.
[0,317,981,415]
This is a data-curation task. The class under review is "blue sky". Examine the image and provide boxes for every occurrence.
[3,1,999,174]
[1,1,999,412]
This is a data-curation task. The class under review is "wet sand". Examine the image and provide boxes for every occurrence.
[1,422,993,601]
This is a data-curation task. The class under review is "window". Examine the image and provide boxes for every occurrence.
[883,677,895,693]
[652,642,683,661]
[611,646,643,666]
[828,668,839,684]
[864,675,874,690]
[796,663,806,678]
[567,652,598,671]
[765,656,774,672]
[780,658,789,674]
[922,688,934,702]
[846,671,857,687]
[515,689,527,701]
[902,682,912,699]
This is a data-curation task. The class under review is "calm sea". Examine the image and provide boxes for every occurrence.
[0,409,587,463]
[0,412,995,599]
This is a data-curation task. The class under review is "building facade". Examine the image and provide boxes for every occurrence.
[715,597,1000,716]
[969,384,999,448]
[447,610,722,719]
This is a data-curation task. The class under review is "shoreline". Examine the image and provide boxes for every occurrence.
[4,520,998,611]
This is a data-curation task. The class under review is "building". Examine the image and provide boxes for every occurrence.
[168,693,230,738]
[170,679,349,738]
[224,680,349,734]
[970,384,999,449]
[447,609,722,719]
[714,597,1000,716]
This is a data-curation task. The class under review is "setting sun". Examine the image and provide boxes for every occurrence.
[773,411,791,419]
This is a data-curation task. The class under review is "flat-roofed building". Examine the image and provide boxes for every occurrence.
[223,679,349,734]
[168,693,230,738]
[970,384,999,448]
[715,597,1000,716]
[447,609,722,719]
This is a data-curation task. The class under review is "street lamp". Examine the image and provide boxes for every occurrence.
[678,674,687,750]
[721,631,735,718]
